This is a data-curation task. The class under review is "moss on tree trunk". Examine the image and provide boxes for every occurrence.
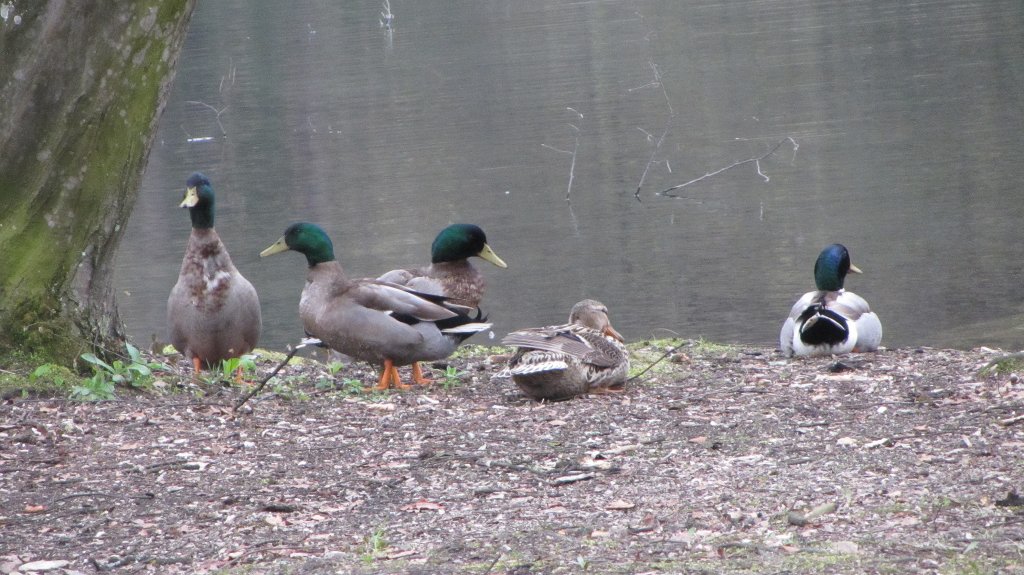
[0,1,197,365]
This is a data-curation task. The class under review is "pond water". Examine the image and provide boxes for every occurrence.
[115,0,1024,353]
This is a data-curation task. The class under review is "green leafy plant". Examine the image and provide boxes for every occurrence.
[319,376,372,396]
[314,376,336,391]
[23,363,77,397]
[313,362,347,392]
[361,527,389,564]
[341,378,366,395]
[440,365,466,390]
[31,363,69,387]
[70,375,116,401]
[218,354,258,382]
[326,360,345,376]
[75,342,164,400]
[270,376,310,401]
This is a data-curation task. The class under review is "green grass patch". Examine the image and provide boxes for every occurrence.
[978,352,1024,377]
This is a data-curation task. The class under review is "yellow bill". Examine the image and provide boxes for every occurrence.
[478,243,507,268]
[179,186,199,208]
[260,237,290,257]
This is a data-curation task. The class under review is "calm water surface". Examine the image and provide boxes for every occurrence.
[115,0,1024,353]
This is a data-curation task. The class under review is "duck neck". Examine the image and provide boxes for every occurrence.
[189,204,214,230]
[308,260,348,282]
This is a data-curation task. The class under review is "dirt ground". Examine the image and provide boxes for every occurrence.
[2,341,1024,574]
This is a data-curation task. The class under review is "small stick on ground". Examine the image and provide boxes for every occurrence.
[1000,413,1024,427]
[234,339,319,412]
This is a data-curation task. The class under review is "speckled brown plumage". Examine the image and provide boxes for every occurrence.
[377,224,506,309]
[380,260,486,308]
[499,300,629,401]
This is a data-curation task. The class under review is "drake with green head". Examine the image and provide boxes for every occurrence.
[780,243,882,357]
[167,173,262,372]
[498,299,629,401]
[260,222,491,390]
[377,223,507,308]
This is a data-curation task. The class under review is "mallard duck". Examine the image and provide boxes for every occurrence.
[260,222,491,390]
[167,173,262,372]
[500,299,629,401]
[780,243,882,357]
[377,223,507,308]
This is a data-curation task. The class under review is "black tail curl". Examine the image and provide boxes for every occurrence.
[434,308,489,344]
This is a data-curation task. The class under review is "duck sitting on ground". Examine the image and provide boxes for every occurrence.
[499,299,629,401]
[377,223,507,308]
[780,243,882,357]
[167,173,262,373]
[260,222,491,390]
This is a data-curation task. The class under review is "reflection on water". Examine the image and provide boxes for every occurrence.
[115,0,1024,353]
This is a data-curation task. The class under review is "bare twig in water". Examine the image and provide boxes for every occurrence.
[630,13,675,201]
[218,57,236,96]
[380,0,394,29]
[542,108,583,204]
[635,120,672,202]
[234,339,319,412]
[186,100,228,137]
[658,137,798,198]
[564,128,579,203]
[650,61,673,117]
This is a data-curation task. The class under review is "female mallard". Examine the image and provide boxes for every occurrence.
[500,299,629,401]
[780,243,882,357]
[377,223,507,308]
[260,222,491,390]
[167,173,262,372]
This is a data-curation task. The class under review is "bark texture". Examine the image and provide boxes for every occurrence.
[0,1,196,363]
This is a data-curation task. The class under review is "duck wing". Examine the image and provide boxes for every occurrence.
[347,278,461,321]
[502,325,617,368]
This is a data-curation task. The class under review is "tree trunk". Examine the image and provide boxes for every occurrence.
[0,1,197,364]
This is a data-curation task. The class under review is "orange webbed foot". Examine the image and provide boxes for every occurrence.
[411,362,434,386]
[372,360,411,391]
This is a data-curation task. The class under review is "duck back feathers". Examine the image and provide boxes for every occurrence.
[780,244,881,357]
[501,300,629,400]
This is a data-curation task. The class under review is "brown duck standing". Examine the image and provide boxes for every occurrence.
[377,223,506,381]
[167,173,261,373]
[260,222,491,390]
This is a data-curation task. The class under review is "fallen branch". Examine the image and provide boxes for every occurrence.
[234,339,318,412]
[627,341,685,383]
[999,413,1024,427]
[483,554,503,575]
[551,472,595,486]
[658,137,798,198]
[787,501,837,526]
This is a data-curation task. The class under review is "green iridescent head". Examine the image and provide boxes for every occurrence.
[260,222,336,267]
[813,243,862,291]
[431,224,507,268]
[180,172,215,229]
